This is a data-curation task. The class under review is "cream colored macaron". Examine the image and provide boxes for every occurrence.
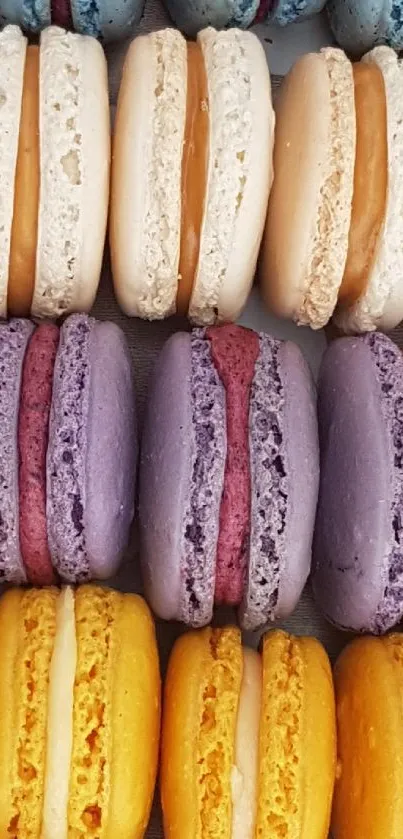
[261,45,403,334]
[110,26,274,325]
[0,25,110,320]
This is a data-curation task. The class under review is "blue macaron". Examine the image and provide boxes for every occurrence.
[327,0,403,55]
[0,0,145,40]
[162,0,326,35]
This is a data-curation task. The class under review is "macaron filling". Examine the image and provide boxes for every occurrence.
[231,648,261,839]
[207,325,259,606]
[177,42,209,317]
[51,0,73,29]
[8,45,40,317]
[254,0,275,21]
[338,62,388,309]
[18,323,59,586]
[42,587,76,839]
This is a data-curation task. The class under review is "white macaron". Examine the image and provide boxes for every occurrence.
[110,27,275,325]
[0,25,110,320]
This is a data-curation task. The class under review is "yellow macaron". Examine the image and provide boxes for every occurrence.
[332,634,403,839]
[161,627,336,839]
[0,585,160,839]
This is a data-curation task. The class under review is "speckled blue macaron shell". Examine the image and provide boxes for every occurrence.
[327,0,403,55]
[162,0,259,37]
[71,0,144,38]
[0,0,50,30]
[0,0,143,38]
[270,0,327,25]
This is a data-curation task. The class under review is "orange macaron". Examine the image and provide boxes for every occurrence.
[161,627,336,839]
[332,634,403,839]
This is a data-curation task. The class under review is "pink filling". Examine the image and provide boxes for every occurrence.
[51,0,73,29]
[18,324,59,586]
[207,324,259,606]
[255,0,275,22]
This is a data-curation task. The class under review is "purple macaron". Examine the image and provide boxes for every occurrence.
[312,332,403,634]
[0,319,34,584]
[139,324,319,630]
[46,314,137,582]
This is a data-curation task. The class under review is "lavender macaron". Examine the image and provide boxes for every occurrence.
[47,314,137,582]
[313,332,403,634]
[139,324,319,630]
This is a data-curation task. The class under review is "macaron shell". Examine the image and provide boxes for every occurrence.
[335,47,403,334]
[161,627,243,839]
[110,30,186,320]
[312,336,399,633]
[140,333,196,622]
[18,323,59,586]
[240,337,319,630]
[0,588,58,838]
[260,49,355,329]
[22,0,50,30]
[256,631,336,839]
[105,593,160,839]
[275,340,320,617]
[327,0,403,54]
[33,27,109,318]
[68,586,160,839]
[161,0,258,36]
[85,321,137,579]
[0,319,34,584]
[0,26,27,317]
[270,0,327,24]
[47,314,92,582]
[332,635,403,839]
[189,28,274,325]
[98,0,145,41]
[140,331,224,626]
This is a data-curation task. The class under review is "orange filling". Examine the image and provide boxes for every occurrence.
[8,46,40,317]
[177,42,209,317]
[338,62,388,308]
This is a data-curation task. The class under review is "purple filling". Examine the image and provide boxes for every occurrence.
[368,333,403,632]
[0,319,33,584]
[46,314,92,582]
[180,329,226,626]
[240,335,286,629]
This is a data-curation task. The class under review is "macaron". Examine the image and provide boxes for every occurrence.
[0,585,161,839]
[161,0,327,37]
[111,27,274,325]
[0,25,110,320]
[312,332,403,634]
[260,45,403,334]
[161,626,336,839]
[139,323,319,630]
[327,0,403,56]
[332,634,403,839]
[0,314,137,586]
[0,0,144,40]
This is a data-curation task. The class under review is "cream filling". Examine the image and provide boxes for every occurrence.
[41,587,77,839]
[231,648,262,839]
